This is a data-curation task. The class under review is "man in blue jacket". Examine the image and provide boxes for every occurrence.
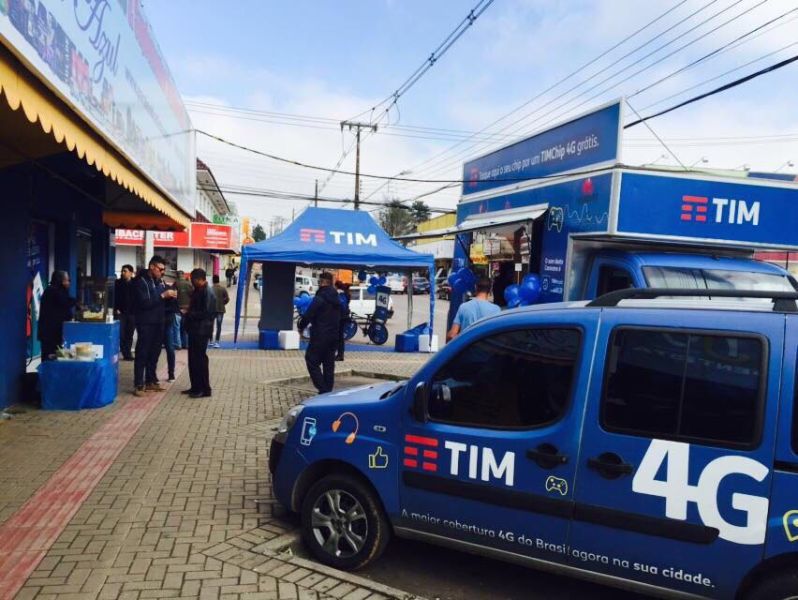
[132,255,176,396]
[298,272,341,393]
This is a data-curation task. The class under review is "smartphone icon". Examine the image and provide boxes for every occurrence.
[300,417,317,446]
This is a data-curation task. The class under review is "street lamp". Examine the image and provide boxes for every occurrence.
[775,160,795,173]
[733,163,751,172]
[646,154,668,166]
[689,157,708,168]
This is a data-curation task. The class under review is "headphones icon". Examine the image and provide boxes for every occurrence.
[332,412,359,444]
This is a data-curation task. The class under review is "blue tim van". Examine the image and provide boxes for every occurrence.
[271,289,798,600]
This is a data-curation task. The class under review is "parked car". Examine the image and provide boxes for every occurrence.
[295,275,315,297]
[409,276,430,294]
[270,287,798,599]
[347,286,394,317]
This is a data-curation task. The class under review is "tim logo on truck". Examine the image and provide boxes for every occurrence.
[680,195,760,226]
[403,434,516,486]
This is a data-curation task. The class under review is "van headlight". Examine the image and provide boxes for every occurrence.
[275,405,304,443]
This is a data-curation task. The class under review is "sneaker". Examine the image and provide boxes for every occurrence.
[133,386,146,397]
[145,382,166,392]
[214,342,221,348]
[167,376,176,383]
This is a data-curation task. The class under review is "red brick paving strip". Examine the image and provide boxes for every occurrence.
[0,359,185,600]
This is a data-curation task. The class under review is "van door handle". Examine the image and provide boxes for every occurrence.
[587,452,634,479]
[526,443,568,469]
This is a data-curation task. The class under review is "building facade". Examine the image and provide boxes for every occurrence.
[0,0,195,407]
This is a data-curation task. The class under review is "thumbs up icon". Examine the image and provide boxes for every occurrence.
[368,446,389,470]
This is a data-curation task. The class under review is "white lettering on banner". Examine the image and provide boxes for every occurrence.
[328,231,378,246]
[443,441,515,486]
[632,439,769,545]
[710,198,760,226]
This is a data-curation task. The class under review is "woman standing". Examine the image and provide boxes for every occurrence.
[38,270,77,361]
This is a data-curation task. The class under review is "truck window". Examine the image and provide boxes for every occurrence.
[643,266,796,292]
[428,328,580,429]
[597,266,634,296]
[601,328,765,447]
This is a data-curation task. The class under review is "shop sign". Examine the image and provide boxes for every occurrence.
[190,222,233,250]
[462,100,621,195]
[115,228,189,248]
[0,1,195,213]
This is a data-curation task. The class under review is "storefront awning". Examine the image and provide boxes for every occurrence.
[0,49,191,230]
[395,205,548,242]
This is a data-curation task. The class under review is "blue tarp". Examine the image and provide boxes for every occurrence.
[234,207,435,343]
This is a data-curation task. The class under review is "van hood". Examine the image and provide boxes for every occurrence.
[304,380,403,407]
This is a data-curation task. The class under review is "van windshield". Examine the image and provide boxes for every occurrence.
[643,266,797,293]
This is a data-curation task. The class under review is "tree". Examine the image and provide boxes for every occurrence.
[410,200,431,225]
[252,223,266,242]
[378,199,414,237]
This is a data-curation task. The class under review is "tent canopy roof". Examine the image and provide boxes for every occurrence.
[241,207,433,269]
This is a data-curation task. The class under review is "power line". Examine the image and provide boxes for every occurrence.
[625,52,798,128]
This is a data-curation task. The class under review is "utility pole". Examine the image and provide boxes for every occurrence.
[314,179,318,208]
[340,120,378,210]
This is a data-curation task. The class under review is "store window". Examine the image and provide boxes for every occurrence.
[428,328,581,429]
[601,328,765,447]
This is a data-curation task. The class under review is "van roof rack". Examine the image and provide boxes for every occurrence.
[587,288,798,312]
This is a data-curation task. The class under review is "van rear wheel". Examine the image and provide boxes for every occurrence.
[300,474,390,570]
[745,568,798,600]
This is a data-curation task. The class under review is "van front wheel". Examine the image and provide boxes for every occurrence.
[745,568,798,600]
[300,474,390,570]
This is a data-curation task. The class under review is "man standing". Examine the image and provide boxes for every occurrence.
[298,272,341,393]
[183,268,216,398]
[114,264,135,360]
[211,274,229,348]
[132,255,176,396]
[174,270,193,349]
[225,265,234,288]
[446,277,501,342]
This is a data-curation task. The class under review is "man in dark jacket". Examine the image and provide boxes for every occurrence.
[114,264,135,360]
[132,255,176,396]
[38,270,77,361]
[298,272,341,393]
[183,268,216,398]
[175,271,193,349]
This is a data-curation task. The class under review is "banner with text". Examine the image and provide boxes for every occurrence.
[0,0,195,213]
[462,101,621,195]
[115,223,234,251]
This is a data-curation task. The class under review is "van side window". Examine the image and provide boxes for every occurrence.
[597,266,633,296]
[428,328,580,429]
[601,328,764,447]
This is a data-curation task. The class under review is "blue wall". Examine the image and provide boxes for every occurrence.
[0,160,108,408]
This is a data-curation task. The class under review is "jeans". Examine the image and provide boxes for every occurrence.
[119,313,135,359]
[164,313,179,378]
[179,312,188,348]
[188,333,211,394]
[134,323,162,388]
[214,313,224,343]
[305,338,337,393]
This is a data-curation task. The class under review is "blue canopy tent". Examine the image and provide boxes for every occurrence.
[233,207,435,346]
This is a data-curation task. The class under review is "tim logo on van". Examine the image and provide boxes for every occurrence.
[403,435,515,486]
[680,195,760,226]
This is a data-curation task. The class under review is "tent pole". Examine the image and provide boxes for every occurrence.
[407,269,413,330]
[243,263,251,334]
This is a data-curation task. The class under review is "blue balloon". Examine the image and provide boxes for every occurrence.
[504,284,521,308]
[519,274,541,305]
[458,268,476,287]
[367,285,377,295]
[358,270,367,282]
[369,276,379,286]
[378,276,387,285]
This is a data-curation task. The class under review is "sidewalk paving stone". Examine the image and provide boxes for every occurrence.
[0,350,430,600]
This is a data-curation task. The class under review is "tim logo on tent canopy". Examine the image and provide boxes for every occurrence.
[299,228,378,246]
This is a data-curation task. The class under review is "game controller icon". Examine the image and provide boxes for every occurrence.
[545,475,568,496]
[547,206,564,233]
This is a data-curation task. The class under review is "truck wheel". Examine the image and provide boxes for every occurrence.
[745,568,798,600]
[300,474,390,570]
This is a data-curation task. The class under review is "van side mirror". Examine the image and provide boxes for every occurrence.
[413,382,428,423]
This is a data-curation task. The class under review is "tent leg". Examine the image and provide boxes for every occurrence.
[243,265,252,334]
[407,270,413,331]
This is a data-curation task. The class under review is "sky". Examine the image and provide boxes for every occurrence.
[144,0,798,229]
